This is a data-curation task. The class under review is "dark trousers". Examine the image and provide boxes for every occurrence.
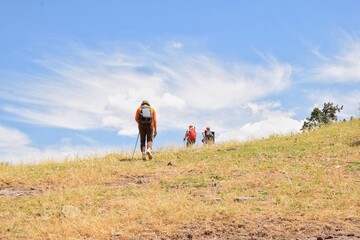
[138,123,154,152]
[186,139,196,147]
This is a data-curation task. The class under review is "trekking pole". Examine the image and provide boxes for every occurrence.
[131,133,140,160]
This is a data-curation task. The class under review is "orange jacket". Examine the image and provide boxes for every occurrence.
[135,105,157,128]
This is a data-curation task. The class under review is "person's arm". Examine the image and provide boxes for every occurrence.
[152,107,157,137]
[135,107,140,124]
[183,131,188,141]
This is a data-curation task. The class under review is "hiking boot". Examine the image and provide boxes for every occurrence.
[146,148,153,160]
[142,151,146,160]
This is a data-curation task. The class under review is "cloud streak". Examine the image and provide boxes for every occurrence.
[0,125,30,148]
[218,117,302,142]
[1,42,294,137]
[313,37,360,83]
[0,124,124,165]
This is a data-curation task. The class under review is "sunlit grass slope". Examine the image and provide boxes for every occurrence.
[0,119,359,239]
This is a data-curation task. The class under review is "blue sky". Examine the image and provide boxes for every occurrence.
[1,1,359,164]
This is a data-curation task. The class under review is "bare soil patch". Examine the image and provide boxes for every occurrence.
[0,188,42,197]
[158,217,360,240]
[104,174,152,188]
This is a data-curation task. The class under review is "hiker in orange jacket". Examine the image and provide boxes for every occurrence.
[135,100,157,160]
[183,125,196,147]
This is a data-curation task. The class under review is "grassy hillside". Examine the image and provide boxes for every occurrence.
[1,119,359,239]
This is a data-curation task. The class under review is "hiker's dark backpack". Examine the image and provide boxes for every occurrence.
[139,105,153,124]
[188,128,196,140]
[205,130,214,139]
[205,130,215,144]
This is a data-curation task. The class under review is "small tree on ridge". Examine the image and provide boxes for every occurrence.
[301,102,343,132]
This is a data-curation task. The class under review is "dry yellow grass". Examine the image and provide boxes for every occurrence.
[0,119,359,239]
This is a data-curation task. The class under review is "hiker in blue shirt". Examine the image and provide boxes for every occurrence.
[202,127,214,146]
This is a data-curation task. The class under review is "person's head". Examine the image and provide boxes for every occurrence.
[189,125,193,129]
[141,100,150,106]
[206,127,210,130]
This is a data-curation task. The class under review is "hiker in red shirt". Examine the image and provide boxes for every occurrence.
[183,125,196,147]
[135,100,157,160]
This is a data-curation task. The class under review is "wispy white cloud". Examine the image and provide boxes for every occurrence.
[311,46,330,62]
[0,125,41,164]
[0,125,30,148]
[1,43,293,137]
[0,125,123,165]
[169,41,183,49]
[218,117,302,142]
[0,144,122,165]
[215,101,301,142]
[313,37,360,82]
